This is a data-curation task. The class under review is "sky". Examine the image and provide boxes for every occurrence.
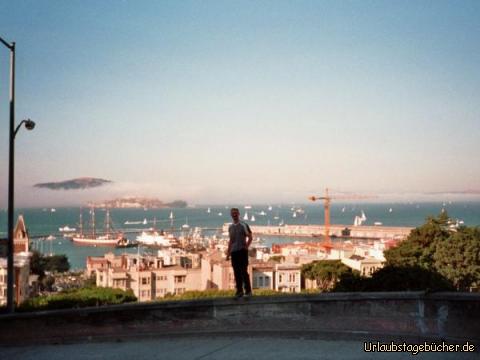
[0,0,479,206]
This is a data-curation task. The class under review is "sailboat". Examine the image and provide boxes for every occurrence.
[72,207,125,246]
[207,207,211,213]
[292,212,297,218]
[243,212,249,220]
[182,217,190,229]
[251,215,256,222]
[361,211,367,222]
[268,205,273,211]
[353,211,367,226]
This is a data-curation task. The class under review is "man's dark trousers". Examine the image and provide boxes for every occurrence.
[231,249,251,295]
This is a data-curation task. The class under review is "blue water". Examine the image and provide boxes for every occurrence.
[1,202,479,269]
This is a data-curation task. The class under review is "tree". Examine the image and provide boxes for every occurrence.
[30,250,46,277]
[333,265,454,292]
[30,251,70,275]
[384,212,451,269]
[44,255,70,273]
[434,227,480,291]
[301,260,355,291]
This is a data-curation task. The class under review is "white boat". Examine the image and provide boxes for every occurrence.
[251,215,256,222]
[46,235,56,240]
[169,211,174,220]
[182,217,190,229]
[244,205,252,209]
[268,206,272,211]
[389,208,393,213]
[292,212,297,218]
[374,222,383,226]
[218,212,223,216]
[341,207,346,213]
[243,212,249,220]
[59,226,76,232]
[361,211,367,222]
[259,211,266,216]
[143,218,147,225]
[354,212,366,226]
[124,220,142,225]
[50,208,56,213]
[207,207,211,213]
[279,220,284,226]
[136,231,172,246]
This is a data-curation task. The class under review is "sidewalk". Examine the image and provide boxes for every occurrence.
[1,336,478,360]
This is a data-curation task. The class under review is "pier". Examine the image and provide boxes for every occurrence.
[224,224,414,240]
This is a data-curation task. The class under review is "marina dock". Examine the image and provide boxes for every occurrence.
[224,224,413,240]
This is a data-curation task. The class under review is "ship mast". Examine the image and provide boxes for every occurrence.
[79,208,83,237]
[105,208,111,238]
[91,206,96,238]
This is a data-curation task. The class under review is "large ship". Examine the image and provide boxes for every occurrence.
[72,207,126,246]
[136,218,175,247]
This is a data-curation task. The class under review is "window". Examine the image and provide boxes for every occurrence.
[279,274,283,282]
[142,277,149,285]
[174,276,186,284]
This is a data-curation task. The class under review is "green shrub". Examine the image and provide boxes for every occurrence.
[158,289,289,302]
[19,287,136,312]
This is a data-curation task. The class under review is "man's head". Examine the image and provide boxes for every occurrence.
[230,208,240,223]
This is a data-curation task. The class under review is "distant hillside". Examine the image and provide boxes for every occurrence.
[34,177,112,190]
[91,197,187,209]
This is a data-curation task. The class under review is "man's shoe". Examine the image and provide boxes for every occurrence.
[244,292,253,298]
[234,293,243,299]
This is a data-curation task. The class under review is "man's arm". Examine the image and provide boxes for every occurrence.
[226,227,233,259]
[246,226,253,248]
[226,239,232,260]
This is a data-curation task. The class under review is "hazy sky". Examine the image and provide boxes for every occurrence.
[0,0,479,206]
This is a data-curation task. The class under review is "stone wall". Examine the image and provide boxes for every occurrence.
[0,292,479,346]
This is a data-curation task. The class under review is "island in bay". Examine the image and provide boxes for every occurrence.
[89,197,187,209]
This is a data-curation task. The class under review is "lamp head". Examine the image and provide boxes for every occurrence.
[24,119,35,130]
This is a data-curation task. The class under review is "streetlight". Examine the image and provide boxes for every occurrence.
[1,35,35,313]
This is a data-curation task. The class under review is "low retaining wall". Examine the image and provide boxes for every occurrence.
[1,292,479,346]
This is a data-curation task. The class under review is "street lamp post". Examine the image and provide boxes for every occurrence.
[1,36,35,313]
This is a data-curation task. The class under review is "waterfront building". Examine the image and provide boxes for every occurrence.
[90,251,203,301]
[274,263,301,293]
[0,216,32,306]
[200,250,243,291]
[341,255,383,277]
[251,261,275,290]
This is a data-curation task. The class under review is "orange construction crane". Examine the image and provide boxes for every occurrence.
[309,188,375,247]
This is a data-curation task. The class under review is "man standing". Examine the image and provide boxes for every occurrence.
[226,208,253,298]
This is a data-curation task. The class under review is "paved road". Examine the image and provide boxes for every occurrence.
[1,337,479,360]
